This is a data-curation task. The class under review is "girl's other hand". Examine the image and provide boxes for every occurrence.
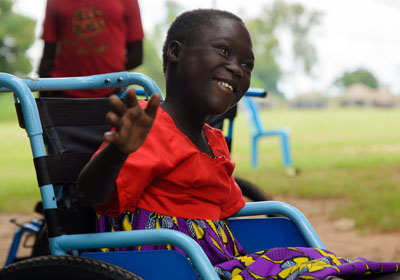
[104,88,161,154]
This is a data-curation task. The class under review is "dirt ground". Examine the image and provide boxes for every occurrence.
[1,196,399,265]
[277,196,400,262]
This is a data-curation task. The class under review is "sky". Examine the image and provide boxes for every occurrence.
[12,0,400,98]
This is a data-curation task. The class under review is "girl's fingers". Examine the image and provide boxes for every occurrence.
[109,94,126,117]
[104,91,160,152]
[125,88,139,108]
[144,94,161,119]
[106,111,122,129]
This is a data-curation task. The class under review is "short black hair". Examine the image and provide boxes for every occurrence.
[162,9,244,73]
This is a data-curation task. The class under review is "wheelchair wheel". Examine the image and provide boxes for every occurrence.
[235,177,272,202]
[0,255,143,280]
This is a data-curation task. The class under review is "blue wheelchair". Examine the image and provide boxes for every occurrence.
[0,72,324,280]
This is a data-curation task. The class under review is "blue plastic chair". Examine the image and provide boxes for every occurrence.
[241,96,293,171]
[0,72,322,279]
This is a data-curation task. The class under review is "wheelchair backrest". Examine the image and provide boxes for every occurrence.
[15,97,113,235]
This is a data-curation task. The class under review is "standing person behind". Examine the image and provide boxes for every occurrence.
[76,9,400,280]
[38,0,144,98]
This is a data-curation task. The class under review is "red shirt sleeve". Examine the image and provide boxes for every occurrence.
[124,0,144,42]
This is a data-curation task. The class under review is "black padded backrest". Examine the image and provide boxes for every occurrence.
[23,97,111,153]
[16,97,112,235]
[17,98,111,185]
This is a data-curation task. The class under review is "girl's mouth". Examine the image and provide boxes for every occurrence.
[213,79,234,92]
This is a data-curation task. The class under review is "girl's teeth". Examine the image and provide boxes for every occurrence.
[215,80,233,91]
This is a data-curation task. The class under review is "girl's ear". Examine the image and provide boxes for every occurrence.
[167,40,182,63]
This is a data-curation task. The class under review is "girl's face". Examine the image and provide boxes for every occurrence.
[176,17,255,116]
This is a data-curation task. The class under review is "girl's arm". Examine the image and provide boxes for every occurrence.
[76,89,161,205]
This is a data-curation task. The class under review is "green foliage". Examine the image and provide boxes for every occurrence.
[335,68,380,89]
[0,0,36,75]
[247,15,282,95]
[246,1,321,98]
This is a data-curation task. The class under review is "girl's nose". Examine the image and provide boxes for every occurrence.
[226,61,243,79]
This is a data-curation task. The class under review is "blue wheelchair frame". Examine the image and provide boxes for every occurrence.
[4,218,43,266]
[0,72,324,279]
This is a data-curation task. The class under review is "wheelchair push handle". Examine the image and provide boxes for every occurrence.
[245,88,267,98]
[0,72,164,101]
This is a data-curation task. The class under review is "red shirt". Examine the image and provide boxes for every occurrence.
[94,102,245,220]
[42,0,144,97]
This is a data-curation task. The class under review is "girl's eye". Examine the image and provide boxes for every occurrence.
[241,62,254,72]
[218,46,229,56]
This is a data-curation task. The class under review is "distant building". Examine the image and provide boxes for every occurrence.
[290,92,328,109]
[373,88,400,108]
[340,84,375,107]
[340,83,400,108]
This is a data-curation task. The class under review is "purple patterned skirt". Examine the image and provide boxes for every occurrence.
[96,208,399,279]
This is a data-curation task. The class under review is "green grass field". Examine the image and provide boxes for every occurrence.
[0,122,40,212]
[0,93,399,232]
[231,107,400,232]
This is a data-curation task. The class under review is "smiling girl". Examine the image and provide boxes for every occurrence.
[76,9,400,280]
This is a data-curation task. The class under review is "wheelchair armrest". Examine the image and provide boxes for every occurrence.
[50,228,220,280]
[231,201,325,249]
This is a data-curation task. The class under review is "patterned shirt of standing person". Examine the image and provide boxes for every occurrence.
[94,103,400,280]
[40,0,144,98]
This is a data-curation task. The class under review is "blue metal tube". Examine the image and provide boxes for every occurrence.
[0,72,164,100]
[4,219,42,266]
[127,72,163,100]
[14,72,131,91]
[245,88,267,98]
[0,73,58,210]
[51,229,220,280]
[5,228,24,266]
[233,201,325,249]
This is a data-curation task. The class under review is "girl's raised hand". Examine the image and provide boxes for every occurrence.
[104,89,161,154]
